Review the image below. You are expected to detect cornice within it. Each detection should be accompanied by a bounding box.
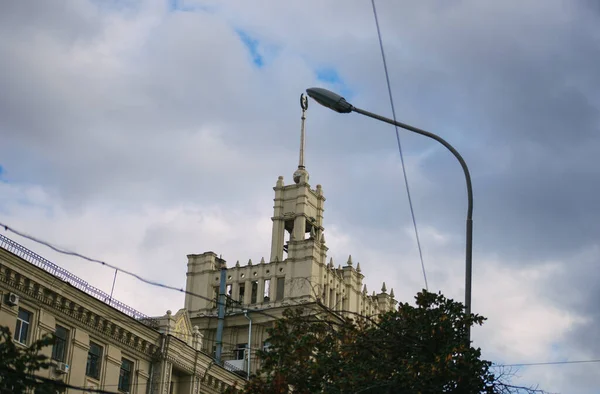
[0,268,158,361]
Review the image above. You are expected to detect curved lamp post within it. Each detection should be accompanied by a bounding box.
[306,87,474,344]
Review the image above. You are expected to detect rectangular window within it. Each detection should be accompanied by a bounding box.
[52,325,69,362]
[213,286,219,308]
[263,279,271,302]
[119,358,133,392]
[276,277,285,301]
[14,308,31,344]
[238,283,245,303]
[234,343,247,360]
[86,341,103,379]
[263,340,272,353]
[251,281,258,304]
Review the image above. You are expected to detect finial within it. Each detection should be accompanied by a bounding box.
[320,233,326,244]
[274,256,279,263]
[276,176,284,187]
[166,310,172,316]
[260,257,265,264]
[390,288,395,298]
[294,93,310,184]
[235,260,240,267]
[356,262,361,273]
[381,282,387,293]
[347,255,353,266]
[329,257,334,268]
[248,259,253,266]
[337,264,341,270]
[372,291,376,297]
[363,284,367,294]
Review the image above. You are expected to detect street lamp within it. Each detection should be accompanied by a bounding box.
[306,87,474,344]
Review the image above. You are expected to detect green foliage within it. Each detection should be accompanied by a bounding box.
[0,325,59,394]
[238,290,545,394]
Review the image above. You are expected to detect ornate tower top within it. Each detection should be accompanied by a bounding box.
[293,93,309,184]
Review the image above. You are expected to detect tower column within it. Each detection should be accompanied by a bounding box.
[270,176,285,263]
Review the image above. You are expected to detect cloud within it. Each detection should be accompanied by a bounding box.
[1,1,599,392]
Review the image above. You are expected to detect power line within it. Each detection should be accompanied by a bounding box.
[0,367,118,393]
[0,222,281,322]
[370,0,428,291]
[493,359,600,368]
[8,221,598,372]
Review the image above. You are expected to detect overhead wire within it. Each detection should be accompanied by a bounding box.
[0,221,281,322]
[4,222,598,372]
[370,0,428,291]
[493,359,600,368]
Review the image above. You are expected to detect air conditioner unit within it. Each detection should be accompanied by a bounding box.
[7,293,19,306]
[55,362,69,374]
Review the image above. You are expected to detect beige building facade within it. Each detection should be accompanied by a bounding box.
[0,234,245,393]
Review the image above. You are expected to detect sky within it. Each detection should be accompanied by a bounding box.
[1,1,599,392]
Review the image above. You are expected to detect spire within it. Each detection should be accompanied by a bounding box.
[329,257,334,268]
[356,262,361,273]
[293,93,310,184]
[390,288,395,298]
[363,284,367,294]
[260,257,265,264]
[248,259,253,266]
[347,255,353,266]
[381,282,387,293]
[320,232,326,244]
[235,260,240,268]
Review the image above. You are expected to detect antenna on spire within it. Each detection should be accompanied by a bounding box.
[299,93,308,169]
[294,93,310,184]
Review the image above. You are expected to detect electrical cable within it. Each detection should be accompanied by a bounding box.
[0,367,119,393]
[493,359,600,368]
[0,222,281,322]
[6,222,595,372]
[371,0,428,291]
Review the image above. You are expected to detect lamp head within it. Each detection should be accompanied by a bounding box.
[306,88,353,113]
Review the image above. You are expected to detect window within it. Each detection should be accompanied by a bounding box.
[263,340,272,353]
[52,325,69,362]
[226,284,232,296]
[234,343,247,360]
[86,341,103,379]
[14,308,31,344]
[250,281,258,304]
[238,283,245,303]
[119,358,133,392]
[213,286,219,308]
[263,279,271,302]
[276,277,285,301]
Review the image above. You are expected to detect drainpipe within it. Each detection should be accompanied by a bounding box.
[244,310,252,378]
[215,263,227,364]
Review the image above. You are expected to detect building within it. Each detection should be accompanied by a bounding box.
[0,233,245,393]
[184,97,397,374]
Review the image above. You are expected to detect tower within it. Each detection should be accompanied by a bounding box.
[269,94,327,266]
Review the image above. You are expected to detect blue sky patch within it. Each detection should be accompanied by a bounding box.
[235,29,264,68]
[315,67,352,98]
[316,68,342,85]
[168,0,216,13]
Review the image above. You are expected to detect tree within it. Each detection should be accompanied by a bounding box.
[237,291,547,394]
[0,325,59,394]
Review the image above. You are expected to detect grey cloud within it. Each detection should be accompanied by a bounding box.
[2,1,600,392]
